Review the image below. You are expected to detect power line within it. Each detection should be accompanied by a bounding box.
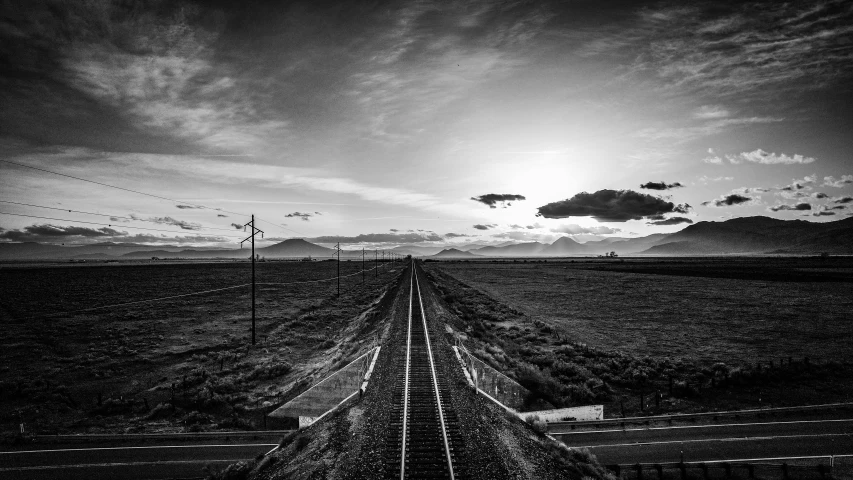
[0,212,246,238]
[1,159,301,238]
[13,283,252,322]
[0,200,243,233]
[0,158,248,217]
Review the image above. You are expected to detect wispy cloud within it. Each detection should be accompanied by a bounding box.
[823,175,853,187]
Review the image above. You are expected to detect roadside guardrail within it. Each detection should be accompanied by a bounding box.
[548,402,853,431]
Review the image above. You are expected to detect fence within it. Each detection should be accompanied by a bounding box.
[608,455,853,480]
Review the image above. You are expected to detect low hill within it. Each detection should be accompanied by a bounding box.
[541,236,587,256]
[259,239,334,257]
[471,242,547,256]
[431,248,480,258]
[642,216,853,254]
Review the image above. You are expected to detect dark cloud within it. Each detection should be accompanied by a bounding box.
[0,224,123,242]
[770,203,812,211]
[640,181,683,190]
[834,196,853,204]
[780,174,817,191]
[176,205,202,209]
[536,189,691,222]
[813,211,836,216]
[149,216,202,230]
[0,224,234,245]
[702,194,753,207]
[444,233,471,238]
[471,194,526,208]
[389,228,399,232]
[285,212,314,221]
[473,224,497,230]
[647,217,694,226]
[231,223,243,230]
[813,192,829,199]
[217,214,228,217]
[306,233,443,244]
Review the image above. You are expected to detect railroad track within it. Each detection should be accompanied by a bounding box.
[384,263,464,479]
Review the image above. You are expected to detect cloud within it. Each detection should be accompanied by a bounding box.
[285,211,315,221]
[693,105,729,120]
[698,175,733,183]
[536,190,691,222]
[549,224,622,235]
[812,192,829,199]
[473,224,497,230]
[813,211,836,216]
[728,149,816,165]
[833,196,853,204]
[176,205,202,209]
[306,232,443,244]
[231,223,243,230]
[823,175,853,188]
[780,174,817,191]
[508,224,524,229]
[0,224,123,242]
[769,203,812,212]
[0,224,234,246]
[470,194,527,208]
[217,214,228,217]
[389,228,399,232]
[703,148,724,165]
[148,216,202,230]
[640,181,684,190]
[702,193,754,207]
[647,217,694,225]
[732,187,770,194]
[444,233,472,238]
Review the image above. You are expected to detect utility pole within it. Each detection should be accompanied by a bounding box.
[362,248,365,283]
[375,249,377,278]
[334,242,341,297]
[240,215,263,346]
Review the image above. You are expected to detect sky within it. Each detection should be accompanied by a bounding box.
[1,0,852,249]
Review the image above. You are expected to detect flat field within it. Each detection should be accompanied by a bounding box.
[425,257,853,416]
[0,260,400,436]
[432,257,853,364]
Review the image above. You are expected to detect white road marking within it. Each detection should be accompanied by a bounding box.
[0,444,278,455]
[0,459,246,472]
[553,418,853,435]
[579,432,853,449]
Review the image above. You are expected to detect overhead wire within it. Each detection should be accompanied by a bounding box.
[11,261,398,322]
[1,158,303,239]
[0,200,245,233]
[0,158,248,217]
[0,212,246,238]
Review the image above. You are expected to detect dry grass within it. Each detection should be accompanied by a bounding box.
[0,260,401,435]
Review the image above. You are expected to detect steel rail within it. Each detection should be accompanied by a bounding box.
[399,266,413,479]
[413,266,456,480]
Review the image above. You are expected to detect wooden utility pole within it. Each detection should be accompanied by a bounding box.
[375,249,377,278]
[240,215,263,346]
[335,242,341,296]
[362,248,365,283]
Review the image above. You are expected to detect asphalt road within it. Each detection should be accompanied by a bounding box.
[555,418,853,465]
[0,443,277,480]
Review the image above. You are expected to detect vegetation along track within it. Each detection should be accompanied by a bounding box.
[384,263,464,479]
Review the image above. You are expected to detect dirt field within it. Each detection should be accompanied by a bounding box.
[423,257,853,416]
[429,257,853,365]
[0,259,401,436]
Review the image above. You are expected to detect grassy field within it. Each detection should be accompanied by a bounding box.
[0,260,401,436]
[424,257,853,417]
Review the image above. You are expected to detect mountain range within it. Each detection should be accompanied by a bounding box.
[1,216,851,261]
